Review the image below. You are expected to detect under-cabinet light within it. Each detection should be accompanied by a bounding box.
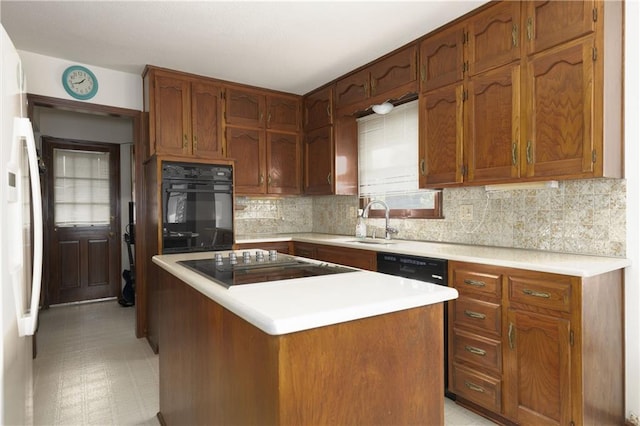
[484,180,559,192]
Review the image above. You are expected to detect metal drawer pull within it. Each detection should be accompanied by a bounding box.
[508,322,515,349]
[464,310,486,320]
[464,381,485,393]
[522,288,551,298]
[463,279,486,287]
[464,345,486,356]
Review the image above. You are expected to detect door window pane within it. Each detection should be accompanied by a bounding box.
[54,148,110,226]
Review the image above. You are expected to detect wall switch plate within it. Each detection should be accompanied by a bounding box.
[460,204,473,221]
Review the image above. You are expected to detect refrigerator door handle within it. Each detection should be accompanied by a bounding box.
[10,117,43,337]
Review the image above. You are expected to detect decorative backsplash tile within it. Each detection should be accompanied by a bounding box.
[235,178,626,257]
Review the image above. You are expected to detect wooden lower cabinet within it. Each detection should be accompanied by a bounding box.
[449,261,624,425]
[234,241,292,254]
[157,266,445,426]
[293,242,376,271]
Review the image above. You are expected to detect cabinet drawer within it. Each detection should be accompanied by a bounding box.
[452,328,502,373]
[508,274,572,313]
[451,364,502,413]
[452,297,501,335]
[451,264,502,299]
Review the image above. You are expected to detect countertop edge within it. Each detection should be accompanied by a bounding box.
[236,233,631,277]
[153,253,459,336]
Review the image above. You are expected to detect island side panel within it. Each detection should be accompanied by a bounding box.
[277,305,445,426]
[158,267,280,425]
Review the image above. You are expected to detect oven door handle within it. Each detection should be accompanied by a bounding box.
[165,188,232,194]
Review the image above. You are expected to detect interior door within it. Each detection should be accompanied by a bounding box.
[43,137,121,305]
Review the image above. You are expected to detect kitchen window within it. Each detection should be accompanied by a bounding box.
[357,100,442,219]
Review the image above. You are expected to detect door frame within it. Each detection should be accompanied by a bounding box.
[27,95,145,335]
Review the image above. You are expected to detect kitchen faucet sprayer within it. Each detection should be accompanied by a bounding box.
[362,200,398,240]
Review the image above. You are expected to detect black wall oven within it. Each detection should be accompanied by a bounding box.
[161,161,233,254]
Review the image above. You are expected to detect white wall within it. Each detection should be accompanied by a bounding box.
[18,50,142,111]
[625,0,640,420]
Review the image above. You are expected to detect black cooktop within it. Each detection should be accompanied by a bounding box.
[178,252,357,288]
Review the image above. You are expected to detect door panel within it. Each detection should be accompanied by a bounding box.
[43,137,120,305]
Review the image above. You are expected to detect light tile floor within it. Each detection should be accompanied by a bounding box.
[33,300,496,425]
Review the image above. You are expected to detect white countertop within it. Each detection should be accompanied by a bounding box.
[236,233,631,277]
[153,251,458,336]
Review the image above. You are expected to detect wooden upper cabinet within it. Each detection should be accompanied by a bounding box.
[151,74,191,157]
[190,81,224,158]
[304,86,333,131]
[523,37,595,179]
[303,126,333,195]
[266,95,300,132]
[147,69,223,159]
[466,64,521,184]
[419,23,465,93]
[335,68,369,109]
[225,88,266,128]
[335,44,418,109]
[419,83,464,188]
[267,131,301,195]
[226,127,266,194]
[524,0,597,55]
[467,1,521,76]
[369,45,417,98]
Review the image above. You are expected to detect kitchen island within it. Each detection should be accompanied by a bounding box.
[153,251,458,426]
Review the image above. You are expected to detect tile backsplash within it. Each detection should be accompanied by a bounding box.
[235,178,626,257]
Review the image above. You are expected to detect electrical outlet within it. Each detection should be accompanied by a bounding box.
[460,204,473,221]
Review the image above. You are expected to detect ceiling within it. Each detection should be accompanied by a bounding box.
[1,1,487,95]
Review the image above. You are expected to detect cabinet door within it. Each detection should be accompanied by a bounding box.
[153,74,190,156]
[304,86,333,130]
[266,95,300,132]
[419,23,465,92]
[466,64,521,184]
[335,68,369,109]
[191,82,223,158]
[524,0,596,55]
[369,44,417,98]
[303,126,333,195]
[419,83,463,187]
[225,88,265,128]
[504,309,572,425]
[226,127,266,194]
[267,131,301,195]
[523,38,595,179]
[467,1,521,76]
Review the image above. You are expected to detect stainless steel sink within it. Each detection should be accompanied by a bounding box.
[347,238,397,245]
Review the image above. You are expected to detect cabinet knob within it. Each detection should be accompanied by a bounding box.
[193,136,198,151]
[183,134,188,149]
[259,174,264,185]
[526,140,533,164]
[512,142,517,166]
[420,159,426,176]
[512,24,519,47]
[526,17,533,41]
[326,172,332,185]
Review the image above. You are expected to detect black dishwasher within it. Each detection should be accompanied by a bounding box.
[377,252,455,400]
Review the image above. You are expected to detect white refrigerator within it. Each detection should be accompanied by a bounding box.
[0,24,43,425]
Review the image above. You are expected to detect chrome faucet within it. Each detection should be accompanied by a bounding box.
[362,200,398,240]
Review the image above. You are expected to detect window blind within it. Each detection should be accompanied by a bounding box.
[357,100,419,197]
[54,148,110,226]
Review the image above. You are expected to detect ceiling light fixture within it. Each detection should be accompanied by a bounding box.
[372,102,394,115]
